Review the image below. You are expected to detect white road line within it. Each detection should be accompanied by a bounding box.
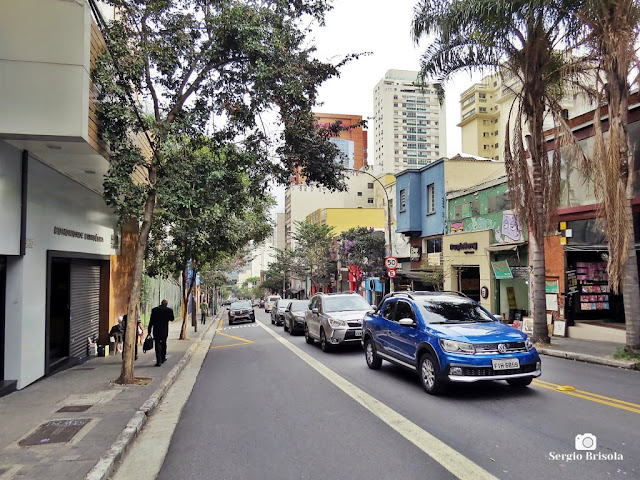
[257,322,499,480]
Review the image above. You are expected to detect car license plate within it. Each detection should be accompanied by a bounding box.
[492,358,520,370]
[355,330,362,337]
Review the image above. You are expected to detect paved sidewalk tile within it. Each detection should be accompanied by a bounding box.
[0,315,220,480]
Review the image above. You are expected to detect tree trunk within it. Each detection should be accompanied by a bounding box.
[623,193,640,352]
[180,266,189,340]
[530,234,550,343]
[117,183,156,384]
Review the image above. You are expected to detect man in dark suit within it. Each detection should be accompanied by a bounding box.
[147,299,175,366]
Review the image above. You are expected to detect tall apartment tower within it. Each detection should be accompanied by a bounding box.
[314,112,368,170]
[373,70,447,173]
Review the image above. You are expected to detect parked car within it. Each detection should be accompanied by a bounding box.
[304,292,373,352]
[228,300,255,325]
[259,299,265,308]
[264,295,281,313]
[362,291,541,395]
[284,300,309,335]
[270,298,292,326]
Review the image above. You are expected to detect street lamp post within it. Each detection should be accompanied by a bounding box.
[345,168,394,293]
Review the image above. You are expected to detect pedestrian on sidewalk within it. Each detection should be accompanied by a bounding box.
[200,299,208,324]
[147,299,175,366]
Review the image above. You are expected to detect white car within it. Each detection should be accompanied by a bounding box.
[264,295,281,313]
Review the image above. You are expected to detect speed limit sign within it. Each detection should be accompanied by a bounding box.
[387,269,397,278]
[384,256,398,269]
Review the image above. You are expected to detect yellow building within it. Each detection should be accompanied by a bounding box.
[306,208,385,236]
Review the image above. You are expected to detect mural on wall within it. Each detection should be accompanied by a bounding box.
[494,211,523,243]
[451,221,464,232]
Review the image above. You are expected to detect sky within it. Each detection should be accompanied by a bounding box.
[270,0,481,214]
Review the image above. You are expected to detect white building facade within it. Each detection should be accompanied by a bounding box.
[0,1,122,391]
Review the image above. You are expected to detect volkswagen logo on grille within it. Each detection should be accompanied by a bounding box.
[497,343,507,354]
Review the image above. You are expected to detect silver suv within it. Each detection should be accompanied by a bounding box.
[304,293,373,352]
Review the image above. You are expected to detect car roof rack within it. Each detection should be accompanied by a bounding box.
[377,290,470,305]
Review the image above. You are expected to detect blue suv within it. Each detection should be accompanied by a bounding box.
[362,291,541,395]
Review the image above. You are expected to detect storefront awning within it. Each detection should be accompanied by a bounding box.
[485,242,526,253]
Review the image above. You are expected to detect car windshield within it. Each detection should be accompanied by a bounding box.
[279,300,293,310]
[324,295,371,312]
[289,300,308,312]
[231,301,252,309]
[417,298,495,323]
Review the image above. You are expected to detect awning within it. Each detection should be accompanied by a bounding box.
[485,242,526,253]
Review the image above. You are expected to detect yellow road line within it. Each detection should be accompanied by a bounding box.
[211,342,254,349]
[533,380,640,414]
[216,331,255,344]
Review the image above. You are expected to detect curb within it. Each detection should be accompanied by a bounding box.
[537,348,638,370]
[84,314,221,480]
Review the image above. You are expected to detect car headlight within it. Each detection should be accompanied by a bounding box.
[328,318,347,327]
[525,337,533,351]
[230,310,236,315]
[439,339,476,354]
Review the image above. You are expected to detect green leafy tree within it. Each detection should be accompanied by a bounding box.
[92,0,359,383]
[337,227,386,293]
[573,0,640,353]
[293,221,336,293]
[260,248,299,295]
[145,138,272,339]
[412,0,585,343]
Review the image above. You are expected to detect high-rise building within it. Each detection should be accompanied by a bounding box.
[372,69,447,173]
[459,72,593,161]
[314,113,368,170]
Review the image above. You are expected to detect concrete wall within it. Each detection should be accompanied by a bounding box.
[5,156,117,388]
[0,142,22,255]
[0,0,91,139]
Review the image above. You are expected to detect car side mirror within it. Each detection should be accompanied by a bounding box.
[398,318,415,327]
[312,307,319,315]
[371,305,378,313]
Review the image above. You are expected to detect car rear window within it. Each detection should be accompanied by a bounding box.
[268,296,280,301]
[289,300,308,312]
[324,295,371,312]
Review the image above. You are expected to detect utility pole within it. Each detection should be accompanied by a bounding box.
[345,168,394,293]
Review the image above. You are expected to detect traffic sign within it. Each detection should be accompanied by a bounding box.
[387,269,397,278]
[384,256,398,269]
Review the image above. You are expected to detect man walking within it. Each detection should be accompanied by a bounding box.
[148,299,174,366]
[200,299,208,324]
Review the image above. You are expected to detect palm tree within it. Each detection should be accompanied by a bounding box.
[575,0,640,353]
[412,0,584,343]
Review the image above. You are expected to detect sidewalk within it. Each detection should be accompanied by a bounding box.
[0,313,221,480]
[536,336,639,370]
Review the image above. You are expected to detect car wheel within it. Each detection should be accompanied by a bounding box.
[229,318,234,326]
[419,353,444,395]
[364,338,382,370]
[271,316,274,324]
[251,317,256,323]
[284,321,289,332]
[304,324,314,345]
[320,329,332,353]
[507,377,533,388]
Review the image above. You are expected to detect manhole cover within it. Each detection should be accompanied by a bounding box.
[19,419,90,446]
[56,405,92,413]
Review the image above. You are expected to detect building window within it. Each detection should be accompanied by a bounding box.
[400,189,406,211]
[357,192,363,197]
[367,182,374,189]
[367,198,374,204]
[483,132,489,137]
[427,183,435,214]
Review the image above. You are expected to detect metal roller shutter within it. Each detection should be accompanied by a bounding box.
[69,260,101,360]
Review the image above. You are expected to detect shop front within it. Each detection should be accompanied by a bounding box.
[443,230,493,311]
[559,218,638,325]
[4,155,118,388]
[487,244,530,321]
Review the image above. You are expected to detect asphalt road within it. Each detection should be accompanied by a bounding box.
[156,309,640,480]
